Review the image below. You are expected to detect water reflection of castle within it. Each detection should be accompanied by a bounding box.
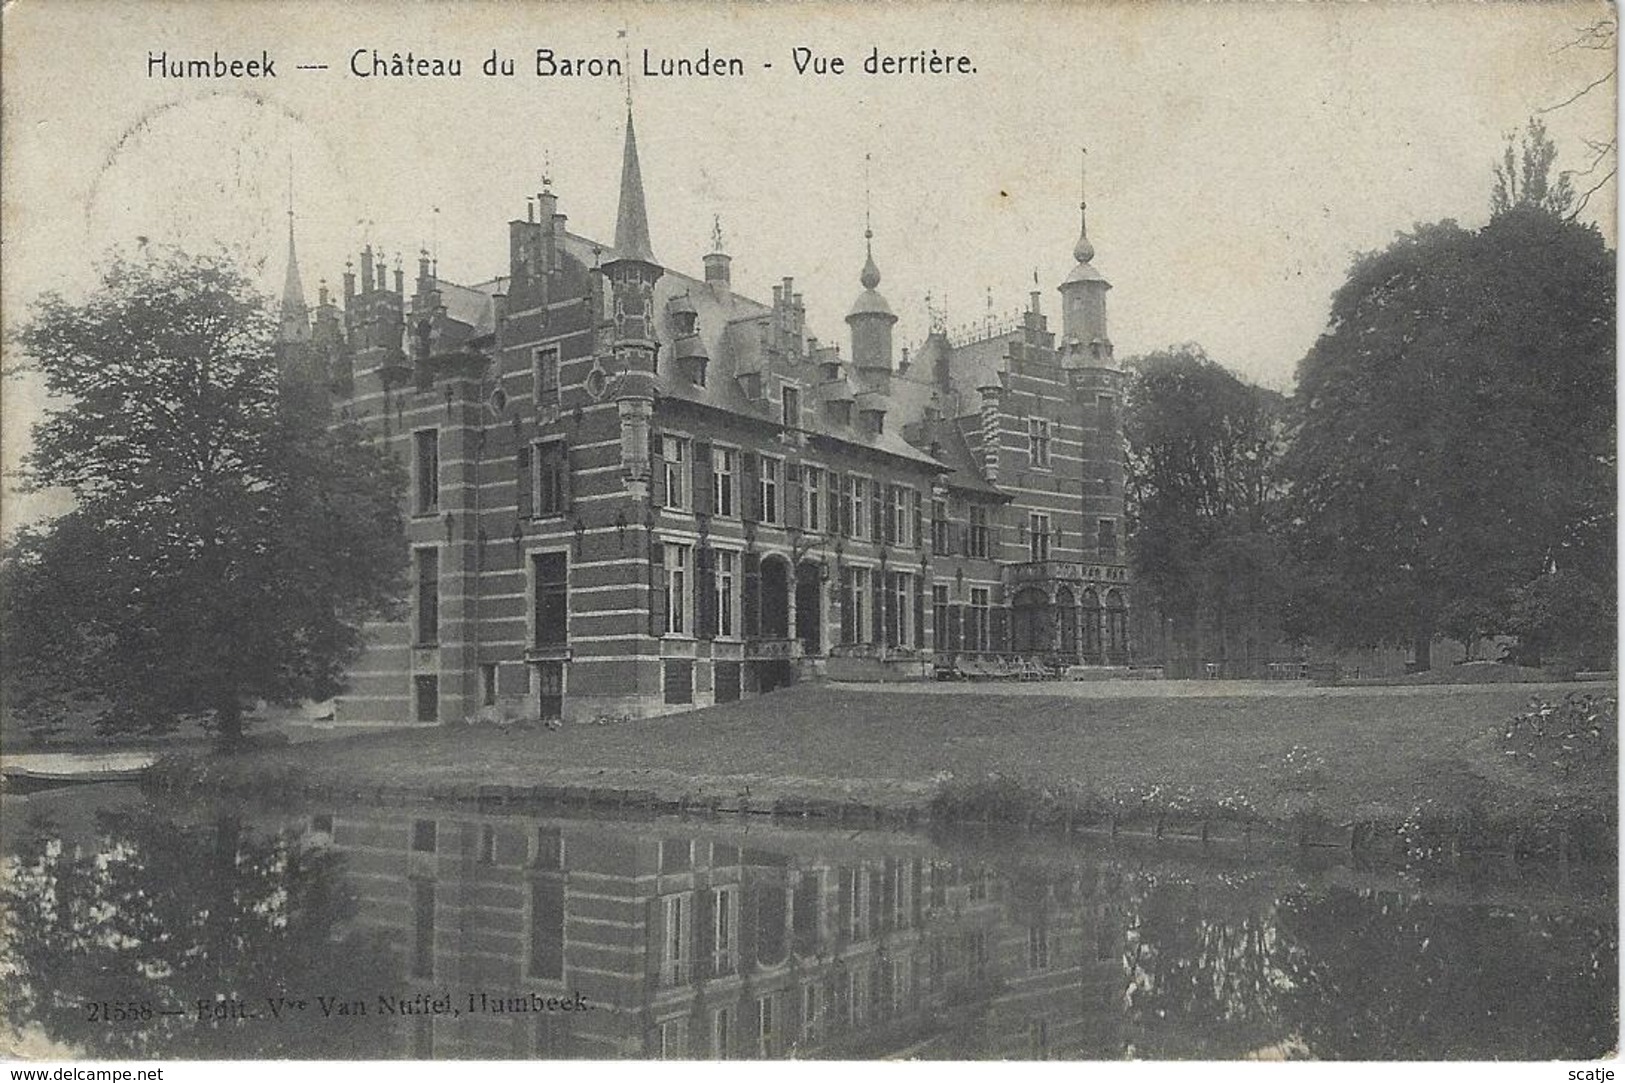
[316,808,1132,1059]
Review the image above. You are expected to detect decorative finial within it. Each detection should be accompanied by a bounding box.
[858,152,881,290]
[863,152,873,241]
[287,152,295,222]
[711,214,725,253]
[618,29,632,109]
[1074,146,1095,264]
[541,148,553,193]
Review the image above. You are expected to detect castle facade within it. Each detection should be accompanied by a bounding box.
[281,112,1132,725]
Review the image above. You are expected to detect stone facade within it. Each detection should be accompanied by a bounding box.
[281,111,1133,725]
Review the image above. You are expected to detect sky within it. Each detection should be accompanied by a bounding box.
[2,0,1616,528]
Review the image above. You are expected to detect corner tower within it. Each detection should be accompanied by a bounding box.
[601,108,665,495]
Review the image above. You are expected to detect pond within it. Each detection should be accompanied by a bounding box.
[0,783,1615,1060]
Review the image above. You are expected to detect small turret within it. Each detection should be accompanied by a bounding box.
[846,223,897,379]
[1058,149,1113,367]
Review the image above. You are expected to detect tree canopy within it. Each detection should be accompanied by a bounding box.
[3,250,406,746]
[1123,345,1291,659]
[1283,160,1615,665]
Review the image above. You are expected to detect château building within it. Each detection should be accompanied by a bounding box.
[280,110,1132,726]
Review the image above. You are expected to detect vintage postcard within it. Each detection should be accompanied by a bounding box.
[0,0,1616,1073]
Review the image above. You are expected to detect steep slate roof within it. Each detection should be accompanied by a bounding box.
[912,416,1008,499]
[556,231,941,469]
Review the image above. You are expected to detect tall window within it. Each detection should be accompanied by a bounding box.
[1098,518,1118,560]
[533,551,568,646]
[713,886,737,975]
[886,571,912,647]
[968,506,990,559]
[781,386,801,429]
[756,994,775,1057]
[969,587,990,652]
[712,1006,731,1060]
[802,984,821,1044]
[534,441,569,517]
[415,547,439,645]
[661,894,688,987]
[845,567,869,644]
[662,436,689,511]
[803,467,822,532]
[1028,924,1050,970]
[759,457,781,524]
[933,584,949,648]
[664,543,690,635]
[530,876,565,980]
[412,880,435,977]
[1029,512,1051,562]
[712,447,735,517]
[846,477,865,539]
[714,550,738,638]
[534,346,560,409]
[888,487,910,546]
[1028,417,1051,469]
[931,499,950,555]
[414,429,439,514]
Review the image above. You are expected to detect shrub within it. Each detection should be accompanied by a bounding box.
[1501,692,1617,781]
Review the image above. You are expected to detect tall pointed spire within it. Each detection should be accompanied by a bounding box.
[279,160,311,344]
[612,109,657,265]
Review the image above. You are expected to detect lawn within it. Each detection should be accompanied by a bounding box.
[174,681,1615,830]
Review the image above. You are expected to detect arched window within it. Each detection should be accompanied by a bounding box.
[1104,589,1127,660]
[1080,589,1101,662]
[1012,587,1048,654]
[1055,587,1078,660]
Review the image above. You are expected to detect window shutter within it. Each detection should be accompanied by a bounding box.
[741,454,760,523]
[911,490,923,549]
[990,607,1009,653]
[871,574,884,644]
[845,572,858,640]
[560,442,572,512]
[839,476,853,537]
[913,577,925,648]
[517,446,534,519]
[649,543,667,637]
[696,547,716,639]
[742,552,762,639]
[693,441,713,516]
[650,434,666,508]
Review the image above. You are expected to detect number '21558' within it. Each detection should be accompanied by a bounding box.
[86,1001,153,1023]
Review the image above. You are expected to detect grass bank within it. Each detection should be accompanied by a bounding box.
[149,682,1616,859]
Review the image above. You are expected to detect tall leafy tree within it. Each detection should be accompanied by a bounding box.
[1123,345,1290,659]
[3,250,406,747]
[1284,123,1614,667]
